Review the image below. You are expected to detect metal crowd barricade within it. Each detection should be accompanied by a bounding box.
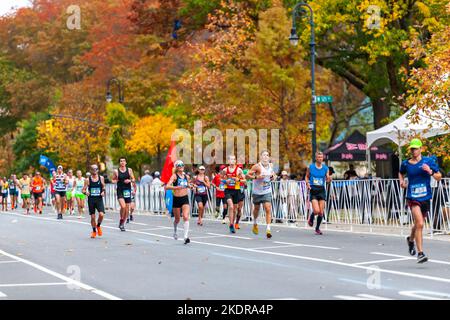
[102,178,450,236]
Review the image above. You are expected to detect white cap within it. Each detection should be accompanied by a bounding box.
[57,165,63,170]
[154,171,160,176]
[281,171,288,176]
[199,165,206,170]
[174,160,184,167]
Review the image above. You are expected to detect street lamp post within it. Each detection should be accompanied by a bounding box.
[289,2,317,161]
[106,77,124,104]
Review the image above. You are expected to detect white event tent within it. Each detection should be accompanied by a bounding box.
[366,104,450,175]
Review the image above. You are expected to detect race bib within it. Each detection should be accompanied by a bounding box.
[35,186,41,191]
[411,183,427,199]
[218,181,225,191]
[227,178,236,187]
[123,189,131,198]
[262,179,271,190]
[197,185,206,193]
[91,187,101,196]
[312,177,324,186]
[180,180,188,188]
[76,185,83,192]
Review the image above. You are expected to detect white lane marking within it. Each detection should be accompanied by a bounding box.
[0,249,121,300]
[134,227,168,232]
[103,218,114,221]
[274,241,340,250]
[206,232,252,240]
[335,294,392,300]
[353,258,411,266]
[6,212,450,286]
[0,260,21,264]
[129,222,147,226]
[250,244,299,250]
[0,282,68,288]
[371,252,450,266]
[398,290,450,300]
[0,291,6,298]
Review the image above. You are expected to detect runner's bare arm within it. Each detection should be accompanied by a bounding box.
[165,174,180,190]
[245,164,258,179]
[112,170,118,183]
[205,176,211,188]
[305,167,311,189]
[82,177,89,195]
[100,176,105,196]
[398,172,407,189]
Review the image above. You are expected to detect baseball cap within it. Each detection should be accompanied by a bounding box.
[154,171,160,177]
[57,165,63,170]
[219,165,226,170]
[199,165,206,170]
[408,138,422,149]
[281,171,288,176]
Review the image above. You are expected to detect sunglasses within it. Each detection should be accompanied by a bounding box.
[176,164,184,168]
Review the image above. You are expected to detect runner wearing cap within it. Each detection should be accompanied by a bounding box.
[53,165,68,220]
[74,170,86,219]
[166,160,192,244]
[112,157,137,231]
[212,165,227,224]
[83,165,106,238]
[305,152,331,235]
[31,172,46,214]
[246,151,277,239]
[193,165,210,226]
[221,155,246,233]
[399,138,441,263]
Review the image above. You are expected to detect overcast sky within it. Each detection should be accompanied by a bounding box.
[0,0,32,16]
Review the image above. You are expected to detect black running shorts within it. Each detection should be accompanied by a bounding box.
[88,197,105,215]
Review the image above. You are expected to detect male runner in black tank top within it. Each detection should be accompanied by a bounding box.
[83,165,105,239]
[112,157,136,231]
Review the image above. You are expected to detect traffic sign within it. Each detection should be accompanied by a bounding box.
[314,95,333,103]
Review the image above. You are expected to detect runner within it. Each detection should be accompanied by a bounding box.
[166,160,192,244]
[31,172,45,214]
[74,170,86,219]
[112,157,137,231]
[221,155,246,233]
[53,165,68,220]
[66,169,76,215]
[193,165,210,226]
[236,164,247,229]
[399,138,441,263]
[49,169,56,212]
[1,177,8,211]
[18,173,31,214]
[305,151,331,235]
[246,151,277,239]
[8,174,18,210]
[212,165,227,224]
[83,164,106,239]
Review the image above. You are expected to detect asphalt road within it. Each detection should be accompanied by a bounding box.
[1,206,450,300]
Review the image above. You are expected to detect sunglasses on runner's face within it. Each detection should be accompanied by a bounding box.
[176,164,184,168]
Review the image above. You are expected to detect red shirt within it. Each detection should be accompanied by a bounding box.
[212,174,226,198]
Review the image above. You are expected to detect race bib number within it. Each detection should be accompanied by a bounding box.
[91,187,101,196]
[35,186,41,191]
[218,181,225,191]
[123,189,131,198]
[76,185,83,192]
[197,185,206,193]
[262,179,271,190]
[312,177,324,186]
[411,183,427,199]
[227,178,236,187]
[180,180,188,188]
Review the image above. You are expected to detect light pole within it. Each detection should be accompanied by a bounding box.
[106,77,124,104]
[289,2,316,161]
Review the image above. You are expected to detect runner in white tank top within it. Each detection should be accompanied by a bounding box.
[246,151,277,239]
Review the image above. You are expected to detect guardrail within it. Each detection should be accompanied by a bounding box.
[101,178,450,236]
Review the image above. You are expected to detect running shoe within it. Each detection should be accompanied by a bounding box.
[126,218,130,224]
[130,215,134,221]
[235,223,240,230]
[97,226,103,237]
[184,238,190,245]
[417,252,428,264]
[173,233,178,240]
[229,224,236,234]
[119,224,125,232]
[252,224,259,235]
[315,229,323,235]
[90,231,97,238]
[406,236,416,256]
[266,230,272,239]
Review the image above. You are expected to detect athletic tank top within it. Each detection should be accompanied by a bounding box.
[66,177,75,191]
[8,180,16,192]
[173,173,188,188]
[75,178,84,194]
[32,177,44,193]
[252,163,273,195]
[117,167,131,190]
[54,174,67,192]
[225,166,240,190]
[88,176,103,198]
[309,163,328,189]
[195,178,207,195]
